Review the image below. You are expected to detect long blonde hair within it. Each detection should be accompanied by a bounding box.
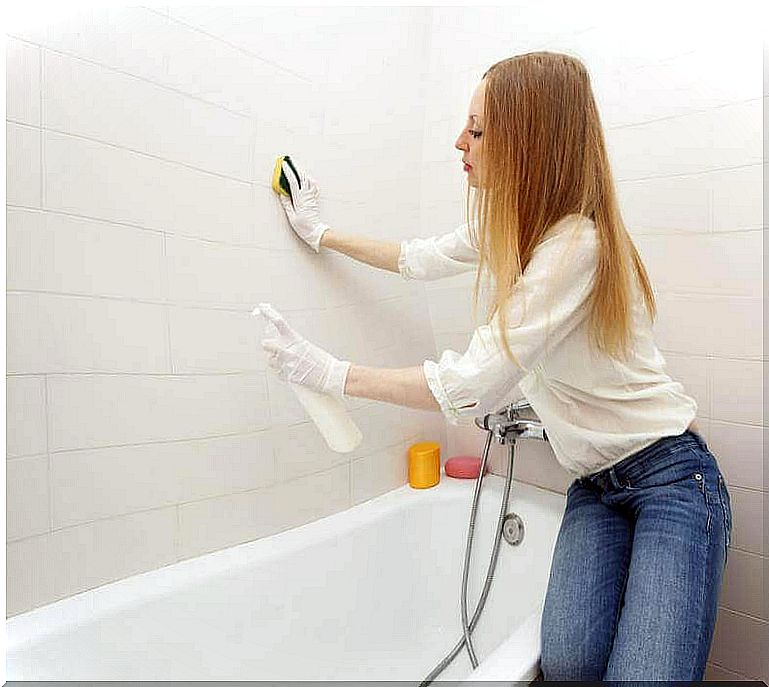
[467,51,656,367]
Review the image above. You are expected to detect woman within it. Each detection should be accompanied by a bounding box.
[259,51,732,682]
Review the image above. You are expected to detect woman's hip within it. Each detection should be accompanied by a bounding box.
[566,428,733,563]
[579,429,724,494]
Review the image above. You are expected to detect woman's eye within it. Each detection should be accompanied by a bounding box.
[469,129,482,139]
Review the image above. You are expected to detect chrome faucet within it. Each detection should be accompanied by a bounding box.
[474,400,548,445]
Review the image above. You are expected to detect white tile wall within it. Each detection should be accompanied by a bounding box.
[710,358,764,426]
[618,174,711,234]
[165,7,329,80]
[711,164,764,231]
[7,292,169,374]
[7,208,166,299]
[607,112,716,180]
[709,607,769,680]
[728,485,766,556]
[608,45,763,126]
[7,506,177,615]
[168,306,268,373]
[6,376,47,458]
[272,421,350,484]
[164,235,273,307]
[653,294,762,359]
[351,443,411,506]
[8,8,173,87]
[7,122,41,207]
[720,548,768,620]
[46,373,271,452]
[50,431,277,530]
[43,130,255,243]
[6,38,40,126]
[5,6,765,681]
[634,231,762,296]
[6,9,444,619]
[42,50,254,180]
[176,479,280,561]
[660,354,709,417]
[6,456,50,541]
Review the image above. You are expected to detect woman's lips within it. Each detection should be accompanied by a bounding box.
[463,163,472,171]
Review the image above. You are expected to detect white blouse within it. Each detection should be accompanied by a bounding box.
[398,214,698,478]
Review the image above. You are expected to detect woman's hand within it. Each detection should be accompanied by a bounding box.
[276,161,331,253]
[255,303,350,397]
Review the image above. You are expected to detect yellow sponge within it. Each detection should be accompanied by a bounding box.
[272,155,301,201]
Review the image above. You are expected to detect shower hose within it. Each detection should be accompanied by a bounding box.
[419,427,518,686]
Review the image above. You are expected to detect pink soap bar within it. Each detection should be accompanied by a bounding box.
[445,455,489,479]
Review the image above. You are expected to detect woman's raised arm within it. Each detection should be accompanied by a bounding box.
[322,222,480,281]
[320,229,401,273]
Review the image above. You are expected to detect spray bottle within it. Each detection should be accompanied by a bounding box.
[252,306,363,453]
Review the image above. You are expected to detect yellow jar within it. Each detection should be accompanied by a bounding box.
[408,441,441,489]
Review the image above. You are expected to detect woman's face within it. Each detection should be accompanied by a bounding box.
[454,79,485,188]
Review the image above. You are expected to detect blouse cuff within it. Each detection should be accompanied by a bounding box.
[423,359,466,425]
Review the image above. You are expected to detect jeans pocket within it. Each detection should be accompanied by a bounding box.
[717,473,733,562]
[621,447,703,491]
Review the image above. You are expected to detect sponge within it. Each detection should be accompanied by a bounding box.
[272,155,301,202]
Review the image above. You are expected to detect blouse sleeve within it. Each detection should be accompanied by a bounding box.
[398,222,479,281]
[422,219,599,424]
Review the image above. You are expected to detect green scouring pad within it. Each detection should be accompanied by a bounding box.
[272,154,301,202]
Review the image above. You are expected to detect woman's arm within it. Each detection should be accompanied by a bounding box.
[321,223,480,281]
[320,229,401,273]
[344,363,442,412]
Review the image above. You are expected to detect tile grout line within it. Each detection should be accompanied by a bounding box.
[11,283,762,310]
[38,45,43,208]
[5,201,360,250]
[40,123,254,186]
[157,8,315,83]
[15,34,273,120]
[605,96,763,131]
[162,233,174,374]
[7,179,760,242]
[13,452,389,544]
[11,119,761,199]
[706,659,753,681]
[615,161,762,184]
[44,375,53,534]
[174,504,181,564]
[12,485,769,556]
[716,604,769,625]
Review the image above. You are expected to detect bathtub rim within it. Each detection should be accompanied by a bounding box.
[462,602,544,683]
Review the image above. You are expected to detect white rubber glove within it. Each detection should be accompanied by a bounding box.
[254,303,351,398]
[277,161,331,253]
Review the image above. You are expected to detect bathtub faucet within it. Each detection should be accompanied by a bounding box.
[474,400,548,445]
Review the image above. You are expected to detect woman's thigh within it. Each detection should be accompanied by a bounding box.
[540,479,634,681]
[603,444,731,681]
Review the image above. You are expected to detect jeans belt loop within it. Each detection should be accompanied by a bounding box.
[593,471,610,490]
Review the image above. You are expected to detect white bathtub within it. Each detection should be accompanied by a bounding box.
[6,474,567,682]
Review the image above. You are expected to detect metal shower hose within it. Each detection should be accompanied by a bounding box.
[419,428,518,685]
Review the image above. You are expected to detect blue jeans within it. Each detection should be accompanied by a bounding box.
[540,429,733,681]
